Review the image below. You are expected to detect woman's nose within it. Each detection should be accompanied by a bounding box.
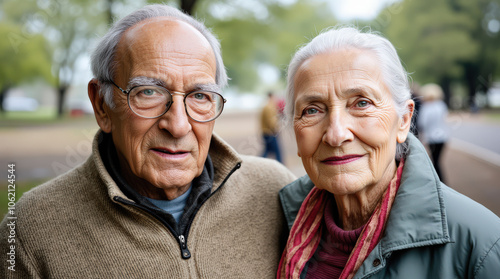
[322,110,354,147]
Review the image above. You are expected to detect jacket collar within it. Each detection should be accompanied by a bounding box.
[279,133,451,253]
[379,133,451,253]
[208,133,243,191]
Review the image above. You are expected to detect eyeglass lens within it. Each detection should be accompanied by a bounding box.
[127,85,224,121]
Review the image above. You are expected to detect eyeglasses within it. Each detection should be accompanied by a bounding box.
[109,81,226,122]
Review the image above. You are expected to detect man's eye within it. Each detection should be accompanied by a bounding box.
[142,89,156,96]
[193,93,208,100]
[143,89,155,96]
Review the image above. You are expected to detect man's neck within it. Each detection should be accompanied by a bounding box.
[116,153,192,200]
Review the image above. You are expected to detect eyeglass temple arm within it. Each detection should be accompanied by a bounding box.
[110,80,128,95]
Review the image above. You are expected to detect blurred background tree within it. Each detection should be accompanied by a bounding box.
[149,0,336,92]
[377,0,500,108]
[0,23,53,114]
[2,0,107,117]
[1,0,500,118]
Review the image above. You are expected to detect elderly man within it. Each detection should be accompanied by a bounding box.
[0,5,295,278]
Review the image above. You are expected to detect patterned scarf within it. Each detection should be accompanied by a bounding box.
[278,160,405,279]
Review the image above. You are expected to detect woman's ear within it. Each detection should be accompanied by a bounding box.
[397,99,415,143]
[88,79,112,133]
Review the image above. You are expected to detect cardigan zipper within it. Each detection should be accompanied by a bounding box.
[112,196,193,259]
[113,162,241,260]
[181,162,241,244]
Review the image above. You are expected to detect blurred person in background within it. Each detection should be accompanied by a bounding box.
[261,91,284,163]
[0,5,296,278]
[417,83,449,183]
[277,26,500,278]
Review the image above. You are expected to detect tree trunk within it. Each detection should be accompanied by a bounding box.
[181,0,198,15]
[107,0,114,24]
[0,85,11,115]
[463,62,479,112]
[439,76,451,108]
[57,85,68,118]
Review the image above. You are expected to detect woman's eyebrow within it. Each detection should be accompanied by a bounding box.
[294,93,325,104]
[342,86,371,96]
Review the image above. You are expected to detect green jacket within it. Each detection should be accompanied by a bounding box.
[280,134,500,278]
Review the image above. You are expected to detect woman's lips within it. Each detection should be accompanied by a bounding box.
[321,154,363,165]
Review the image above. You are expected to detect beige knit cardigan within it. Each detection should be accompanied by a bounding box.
[1,131,296,278]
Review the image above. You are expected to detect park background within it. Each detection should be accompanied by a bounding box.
[1,0,500,218]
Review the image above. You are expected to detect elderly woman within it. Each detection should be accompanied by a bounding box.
[278,27,500,279]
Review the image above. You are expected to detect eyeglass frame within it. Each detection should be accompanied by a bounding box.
[108,80,226,123]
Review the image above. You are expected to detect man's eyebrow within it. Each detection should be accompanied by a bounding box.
[193,83,221,93]
[127,77,220,93]
[127,76,166,89]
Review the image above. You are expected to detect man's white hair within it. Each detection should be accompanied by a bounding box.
[90,4,228,108]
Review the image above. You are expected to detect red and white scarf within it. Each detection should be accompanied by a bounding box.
[278,160,405,279]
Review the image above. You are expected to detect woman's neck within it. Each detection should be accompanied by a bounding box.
[333,161,397,230]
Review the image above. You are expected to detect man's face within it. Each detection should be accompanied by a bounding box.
[101,18,217,199]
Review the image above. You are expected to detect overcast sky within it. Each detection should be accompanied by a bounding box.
[330,0,398,21]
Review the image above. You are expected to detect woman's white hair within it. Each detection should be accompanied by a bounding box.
[90,4,228,108]
[285,26,413,159]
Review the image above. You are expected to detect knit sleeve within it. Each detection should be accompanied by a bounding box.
[0,215,41,279]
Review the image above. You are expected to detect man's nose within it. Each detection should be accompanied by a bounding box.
[158,95,191,138]
[322,109,354,147]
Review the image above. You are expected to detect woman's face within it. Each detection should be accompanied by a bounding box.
[292,48,412,195]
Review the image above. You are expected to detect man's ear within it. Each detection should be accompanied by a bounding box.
[88,79,112,133]
[397,99,415,143]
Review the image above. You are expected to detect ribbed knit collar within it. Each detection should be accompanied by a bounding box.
[324,196,365,253]
[306,195,365,279]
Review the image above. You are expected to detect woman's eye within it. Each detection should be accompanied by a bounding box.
[355,100,370,108]
[303,107,319,115]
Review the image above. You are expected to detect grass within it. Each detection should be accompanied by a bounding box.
[1,179,45,220]
[0,108,94,128]
[484,111,500,122]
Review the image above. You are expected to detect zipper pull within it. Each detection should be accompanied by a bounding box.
[179,235,191,259]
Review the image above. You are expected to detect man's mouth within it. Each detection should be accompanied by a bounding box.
[151,148,189,158]
[153,148,186,154]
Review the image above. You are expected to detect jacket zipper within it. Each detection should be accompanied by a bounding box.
[113,162,241,260]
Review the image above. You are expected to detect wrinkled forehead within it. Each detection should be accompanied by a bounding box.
[116,17,215,66]
[293,48,383,88]
[113,17,217,84]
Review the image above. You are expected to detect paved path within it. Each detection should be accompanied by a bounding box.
[2,110,500,216]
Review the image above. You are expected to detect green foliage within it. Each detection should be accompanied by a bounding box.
[0,22,54,89]
[378,0,476,82]
[2,0,109,115]
[375,0,500,96]
[194,0,336,92]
